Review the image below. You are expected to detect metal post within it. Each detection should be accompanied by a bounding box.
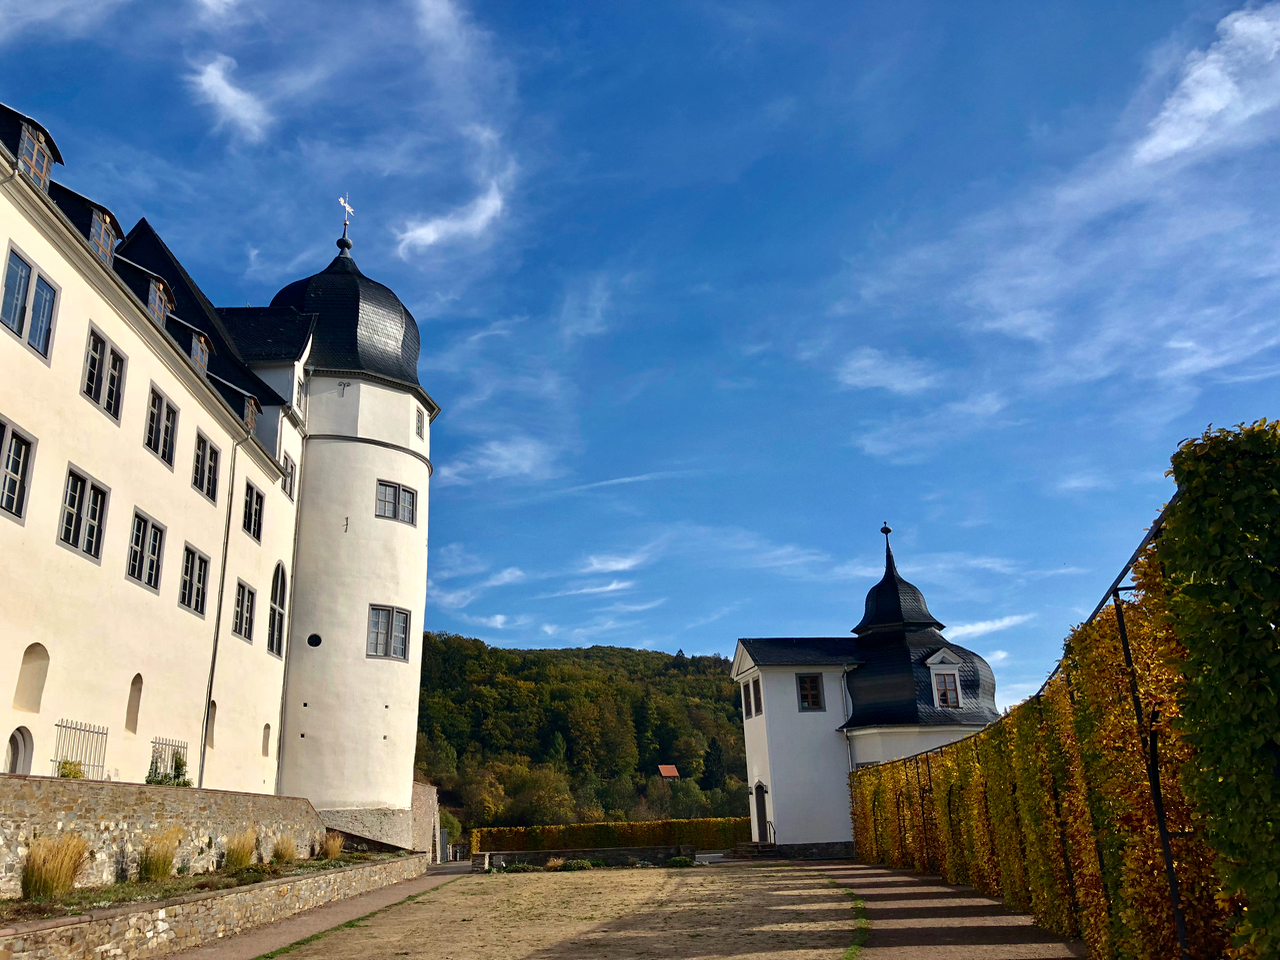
[1113,591,1191,960]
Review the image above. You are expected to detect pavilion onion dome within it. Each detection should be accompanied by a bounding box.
[852,524,945,636]
[269,231,422,388]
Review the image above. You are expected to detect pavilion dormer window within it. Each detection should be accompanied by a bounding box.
[88,210,115,265]
[244,397,258,430]
[147,279,170,323]
[17,125,52,192]
[935,673,960,708]
[190,335,209,375]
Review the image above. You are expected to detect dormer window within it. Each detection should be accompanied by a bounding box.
[935,673,959,708]
[244,397,258,429]
[925,649,965,710]
[17,125,52,191]
[191,335,210,375]
[88,210,115,265]
[147,280,170,323]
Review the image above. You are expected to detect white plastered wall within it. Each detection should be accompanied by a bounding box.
[278,376,429,819]
[846,724,987,766]
[0,162,297,793]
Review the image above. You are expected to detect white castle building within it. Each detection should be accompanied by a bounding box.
[0,103,437,849]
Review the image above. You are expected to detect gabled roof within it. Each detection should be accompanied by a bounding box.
[657,764,679,778]
[217,307,316,364]
[738,638,862,668]
[0,102,64,165]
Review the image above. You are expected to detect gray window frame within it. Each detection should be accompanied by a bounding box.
[192,431,220,504]
[143,383,179,469]
[242,479,264,542]
[1,241,60,364]
[281,453,296,501]
[375,479,417,526]
[751,677,763,717]
[80,324,127,423]
[124,508,166,594]
[742,681,753,719]
[795,673,826,712]
[178,543,211,617]
[0,414,37,526]
[367,604,410,662]
[55,463,109,565]
[232,579,256,642]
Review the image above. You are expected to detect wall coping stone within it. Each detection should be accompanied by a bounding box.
[0,853,429,938]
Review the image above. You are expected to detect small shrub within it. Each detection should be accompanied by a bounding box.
[271,835,297,863]
[56,760,84,779]
[322,830,345,860]
[561,859,593,871]
[503,862,541,873]
[634,860,655,868]
[665,856,695,868]
[223,830,257,872]
[589,859,607,868]
[22,834,90,899]
[138,827,183,882]
[544,856,565,871]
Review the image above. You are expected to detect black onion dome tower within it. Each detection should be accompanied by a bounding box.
[270,229,422,389]
[841,525,1000,729]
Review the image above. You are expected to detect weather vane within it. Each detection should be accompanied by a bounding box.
[338,193,355,225]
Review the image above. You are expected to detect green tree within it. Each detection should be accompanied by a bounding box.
[701,737,726,791]
[671,735,706,783]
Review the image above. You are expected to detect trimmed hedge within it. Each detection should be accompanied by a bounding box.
[852,421,1280,960]
[471,817,750,854]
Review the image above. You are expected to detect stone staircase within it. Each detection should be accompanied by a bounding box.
[726,841,786,860]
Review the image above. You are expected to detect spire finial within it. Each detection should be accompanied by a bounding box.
[881,522,892,541]
[337,194,354,254]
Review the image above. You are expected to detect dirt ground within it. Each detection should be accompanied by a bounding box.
[276,862,863,960]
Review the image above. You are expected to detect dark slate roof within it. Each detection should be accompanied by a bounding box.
[115,220,287,411]
[217,307,317,364]
[269,234,422,389]
[48,181,119,246]
[852,538,944,635]
[0,102,64,165]
[739,638,862,667]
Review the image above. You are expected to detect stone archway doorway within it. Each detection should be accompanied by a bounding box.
[5,727,33,775]
[754,782,769,843]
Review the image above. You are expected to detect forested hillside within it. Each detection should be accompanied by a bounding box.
[415,633,749,831]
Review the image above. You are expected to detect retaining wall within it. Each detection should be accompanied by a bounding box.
[0,853,433,960]
[0,774,325,897]
[474,845,697,872]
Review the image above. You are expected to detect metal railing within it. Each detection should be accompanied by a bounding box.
[52,718,108,780]
[148,737,190,784]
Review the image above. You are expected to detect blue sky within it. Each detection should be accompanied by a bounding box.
[5,0,1279,706]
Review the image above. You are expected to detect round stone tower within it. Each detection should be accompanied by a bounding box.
[275,231,437,848]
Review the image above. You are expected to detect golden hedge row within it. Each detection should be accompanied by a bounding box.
[851,554,1231,959]
[471,817,750,854]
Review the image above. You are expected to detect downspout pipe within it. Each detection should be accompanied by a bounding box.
[274,416,308,795]
[198,428,250,788]
[841,663,855,773]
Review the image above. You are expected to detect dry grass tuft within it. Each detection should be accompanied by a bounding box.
[223,830,257,872]
[322,830,344,860]
[22,833,90,900]
[544,856,565,871]
[138,827,183,882]
[271,835,297,863]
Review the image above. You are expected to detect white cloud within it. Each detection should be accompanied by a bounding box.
[560,273,613,340]
[435,436,561,486]
[0,0,129,44]
[1134,6,1280,165]
[836,347,939,393]
[187,55,272,142]
[536,580,634,599]
[396,180,505,254]
[985,649,1010,664]
[686,603,743,629]
[946,614,1034,641]
[482,567,525,587]
[604,599,667,613]
[581,545,656,573]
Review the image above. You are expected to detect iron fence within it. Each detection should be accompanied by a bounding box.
[148,737,191,785]
[51,718,108,780]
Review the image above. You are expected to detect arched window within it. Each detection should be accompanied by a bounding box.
[267,563,286,657]
[13,643,49,713]
[205,701,217,749]
[125,674,143,734]
[262,724,271,757]
[5,727,33,775]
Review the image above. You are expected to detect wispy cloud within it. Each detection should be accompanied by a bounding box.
[946,614,1035,640]
[604,598,668,613]
[397,178,506,254]
[0,0,129,44]
[560,273,614,340]
[686,602,744,629]
[536,580,634,599]
[436,436,563,486]
[187,55,271,142]
[581,543,659,573]
[836,347,939,393]
[985,649,1010,664]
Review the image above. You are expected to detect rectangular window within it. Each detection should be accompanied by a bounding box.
[192,433,220,501]
[935,673,960,709]
[145,387,178,465]
[89,210,115,264]
[233,582,256,640]
[126,511,164,589]
[18,125,53,190]
[797,674,825,711]
[60,471,86,546]
[375,480,417,525]
[752,677,763,717]
[415,407,425,439]
[179,546,209,615]
[296,378,307,418]
[147,280,169,322]
[0,425,31,517]
[242,482,264,540]
[742,682,753,719]
[190,336,209,375]
[1,250,31,336]
[282,454,296,500]
[82,329,126,420]
[244,398,257,430]
[368,605,411,660]
[27,276,55,355]
[83,485,106,558]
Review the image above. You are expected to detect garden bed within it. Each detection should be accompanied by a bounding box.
[0,851,406,925]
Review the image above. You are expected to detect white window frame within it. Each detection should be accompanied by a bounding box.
[926,650,965,710]
[232,580,256,641]
[742,681,754,719]
[752,676,764,717]
[80,324,127,423]
[1,241,60,363]
[178,543,211,617]
[281,453,296,500]
[143,383,179,468]
[415,407,425,440]
[56,463,109,564]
